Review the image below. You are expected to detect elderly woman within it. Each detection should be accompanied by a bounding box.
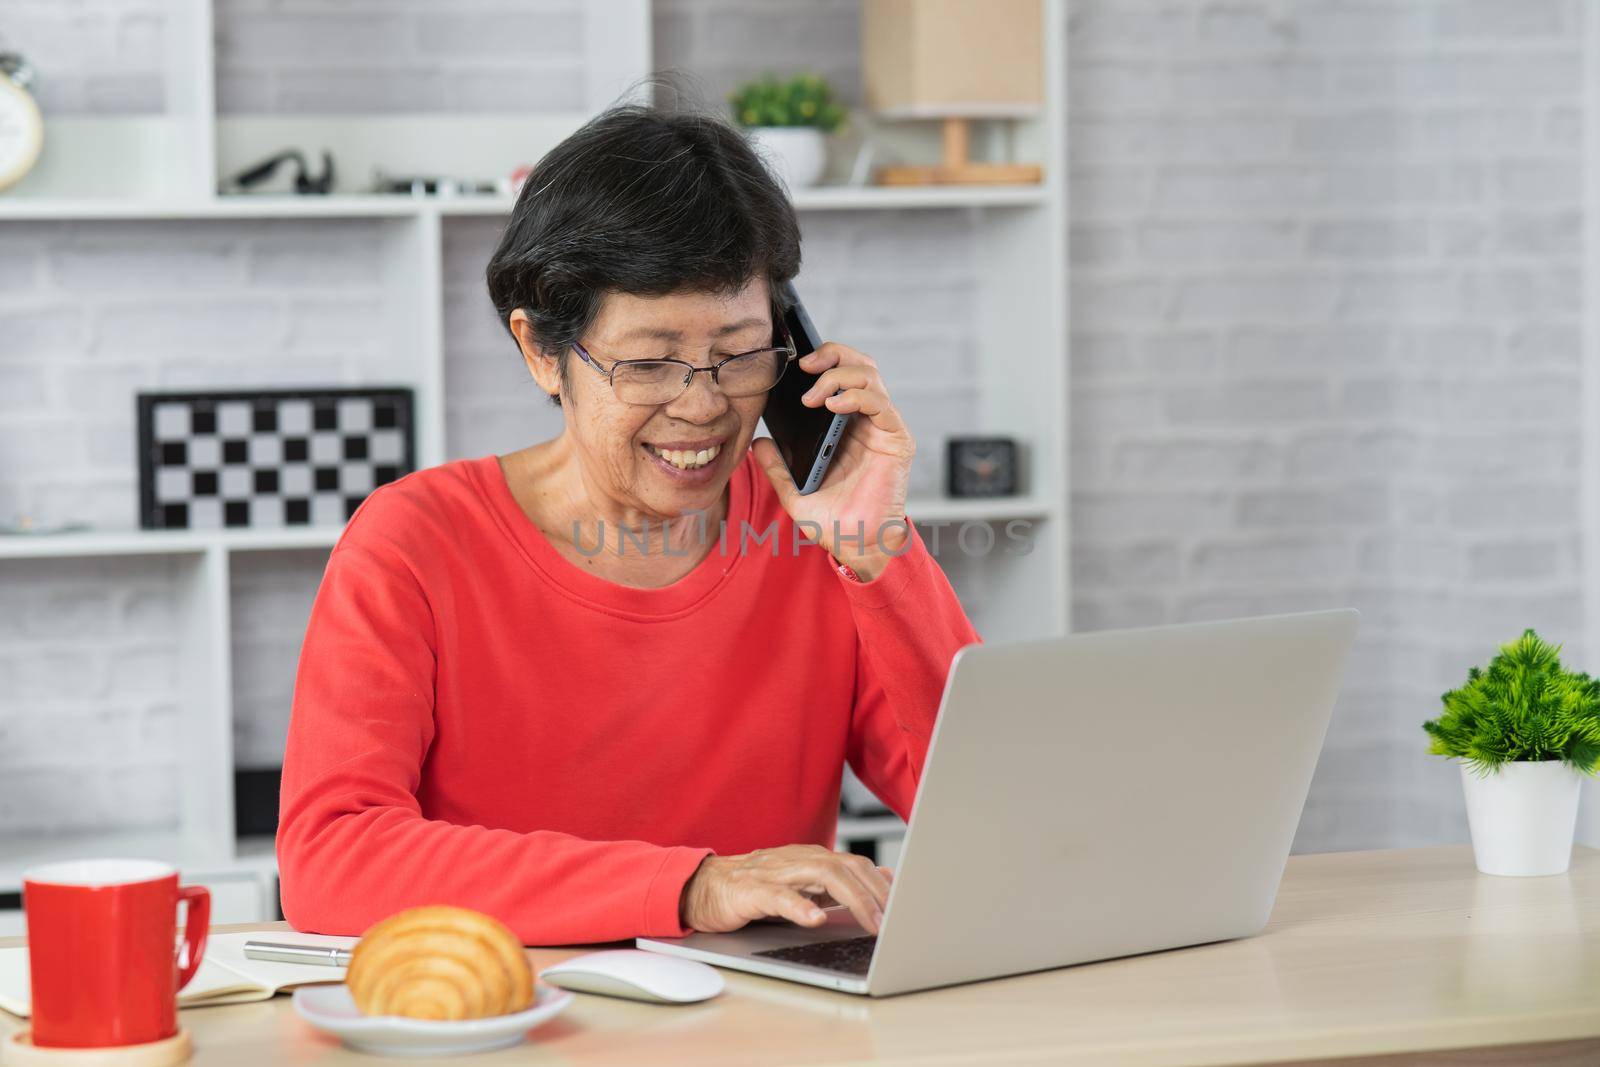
[277,105,980,945]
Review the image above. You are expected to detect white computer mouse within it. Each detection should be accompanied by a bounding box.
[539,949,725,1004]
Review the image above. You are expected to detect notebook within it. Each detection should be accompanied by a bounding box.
[0,931,354,1017]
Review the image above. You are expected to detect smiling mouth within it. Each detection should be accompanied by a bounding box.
[644,441,723,471]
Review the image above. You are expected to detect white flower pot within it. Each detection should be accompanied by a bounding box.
[1460,760,1584,876]
[746,126,827,190]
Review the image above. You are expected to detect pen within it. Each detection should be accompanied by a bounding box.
[243,941,353,967]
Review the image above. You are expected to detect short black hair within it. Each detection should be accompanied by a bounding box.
[485,104,802,403]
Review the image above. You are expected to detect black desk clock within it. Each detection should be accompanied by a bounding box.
[946,437,1019,498]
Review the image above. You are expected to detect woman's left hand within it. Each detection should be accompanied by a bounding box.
[752,343,915,582]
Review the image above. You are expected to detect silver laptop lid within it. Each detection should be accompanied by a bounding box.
[866,608,1358,996]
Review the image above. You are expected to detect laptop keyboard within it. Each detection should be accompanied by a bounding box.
[753,935,878,976]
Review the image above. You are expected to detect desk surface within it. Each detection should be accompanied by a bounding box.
[3,845,1599,1067]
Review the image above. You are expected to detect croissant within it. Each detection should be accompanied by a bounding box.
[345,905,535,1020]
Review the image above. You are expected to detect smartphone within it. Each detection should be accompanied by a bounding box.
[763,281,852,495]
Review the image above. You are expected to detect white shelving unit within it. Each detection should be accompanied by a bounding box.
[0,185,1051,222]
[0,0,1069,913]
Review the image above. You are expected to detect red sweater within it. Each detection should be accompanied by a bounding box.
[277,450,980,945]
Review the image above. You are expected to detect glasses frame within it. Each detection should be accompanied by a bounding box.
[569,308,799,406]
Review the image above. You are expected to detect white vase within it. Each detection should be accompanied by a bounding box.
[1460,760,1584,876]
[746,127,827,190]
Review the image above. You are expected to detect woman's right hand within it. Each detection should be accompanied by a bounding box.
[679,845,895,935]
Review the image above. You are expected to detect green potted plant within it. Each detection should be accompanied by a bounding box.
[1423,630,1600,876]
[729,72,847,190]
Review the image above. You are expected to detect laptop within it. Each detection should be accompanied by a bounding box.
[638,608,1360,997]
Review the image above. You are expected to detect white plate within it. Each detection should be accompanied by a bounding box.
[293,984,574,1057]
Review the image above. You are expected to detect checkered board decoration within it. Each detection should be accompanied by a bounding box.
[137,388,415,530]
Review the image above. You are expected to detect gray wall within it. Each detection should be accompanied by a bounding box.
[1065,0,1585,851]
[212,0,590,115]
[0,0,1589,852]
[0,0,167,114]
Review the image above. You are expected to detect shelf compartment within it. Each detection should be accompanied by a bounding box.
[230,551,328,772]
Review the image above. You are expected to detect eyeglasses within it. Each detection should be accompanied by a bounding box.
[570,317,798,407]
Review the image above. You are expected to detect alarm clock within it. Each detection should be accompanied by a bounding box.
[946,437,1019,498]
[0,54,43,194]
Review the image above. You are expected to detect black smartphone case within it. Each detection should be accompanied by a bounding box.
[764,281,852,494]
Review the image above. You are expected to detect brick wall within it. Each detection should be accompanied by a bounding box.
[1,0,597,117]
[213,0,589,115]
[0,217,401,528]
[0,214,407,795]
[444,209,983,501]
[442,217,565,460]
[1067,0,1587,850]
[0,0,1591,854]
[230,548,327,768]
[0,0,168,115]
[652,0,862,113]
[0,555,183,835]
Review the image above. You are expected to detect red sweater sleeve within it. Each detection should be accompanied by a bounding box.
[839,523,982,822]
[275,539,711,945]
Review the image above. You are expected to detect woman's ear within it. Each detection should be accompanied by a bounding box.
[509,309,563,400]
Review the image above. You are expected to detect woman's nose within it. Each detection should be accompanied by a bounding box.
[665,368,732,418]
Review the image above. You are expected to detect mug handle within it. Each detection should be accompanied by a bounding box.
[175,885,211,992]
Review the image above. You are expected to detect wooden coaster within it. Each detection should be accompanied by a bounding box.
[2,1028,191,1067]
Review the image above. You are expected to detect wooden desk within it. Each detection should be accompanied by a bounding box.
[3,846,1598,1066]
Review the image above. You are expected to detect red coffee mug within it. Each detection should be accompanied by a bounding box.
[23,859,210,1048]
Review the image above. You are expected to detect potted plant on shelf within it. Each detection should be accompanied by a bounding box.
[1423,629,1600,876]
[729,72,847,190]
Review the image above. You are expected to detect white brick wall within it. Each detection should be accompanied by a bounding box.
[442,217,566,461]
[0,556,183,835]
[1067,0,1587,851]
[0,218,400,529]
[653,0,861,114]
[0,0,1592,856]
[444,207,984,501]
[0,0,168,115]
[213,0,588,114]
[3,0,607,116]
[0,216,405,800]
[230,548,327,769]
